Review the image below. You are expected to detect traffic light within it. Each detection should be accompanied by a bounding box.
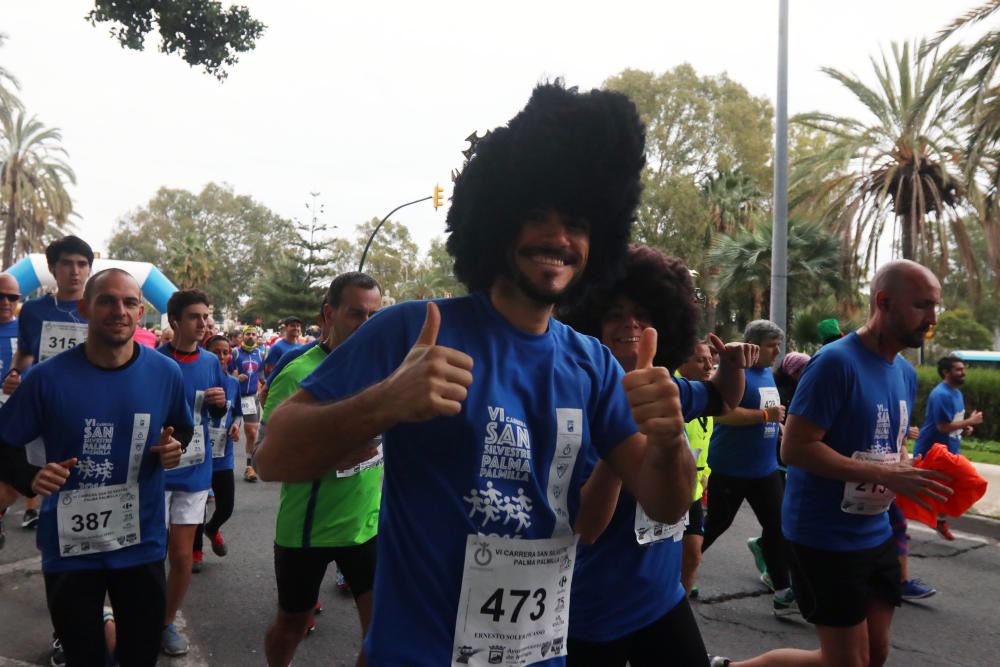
[432,184,444,210]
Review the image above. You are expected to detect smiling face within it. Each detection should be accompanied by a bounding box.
[506,209,590,305]
[80,271,143,349]
[599,295,651,373]
[208,338,232,370]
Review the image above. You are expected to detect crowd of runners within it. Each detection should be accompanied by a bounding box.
[0,83,987,667]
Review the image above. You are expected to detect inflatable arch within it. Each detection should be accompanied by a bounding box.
[5,255,178,312]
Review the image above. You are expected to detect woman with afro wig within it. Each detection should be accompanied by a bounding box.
[560,244,759,667]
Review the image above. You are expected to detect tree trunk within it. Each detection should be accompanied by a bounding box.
[752,286,764,320]
[900,214,915,260]
[2,175,17,270]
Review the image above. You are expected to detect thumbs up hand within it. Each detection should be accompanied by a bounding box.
[709,333,758,370]
[150,427,183,469]
[382,302,474,422]
[621,328,684,441]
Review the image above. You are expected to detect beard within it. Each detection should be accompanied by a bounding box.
[506,247,583,307]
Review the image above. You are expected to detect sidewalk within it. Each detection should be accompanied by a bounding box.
[972,461,1000,518]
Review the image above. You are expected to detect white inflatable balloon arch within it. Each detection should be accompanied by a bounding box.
[6,255,178,312]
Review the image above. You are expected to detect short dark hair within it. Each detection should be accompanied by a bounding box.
[937,355,962,378]
[324,272,381,309]
[167,289,210,323]
[445,82,645,296]
[46,235,94,268]
[205,334,230,351]
[83,268,140,302]
[561,245,701,371]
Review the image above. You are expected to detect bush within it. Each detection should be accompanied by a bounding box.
[933,308,994,351]
[914,366,1000,441]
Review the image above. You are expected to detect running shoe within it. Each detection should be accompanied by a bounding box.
[161,623,189,656]
[936,519,955,541]
[49,637,65,667]
[708,657,730,667]
[192,550,203,573]
[208,530,227,557]
[244,466,258,482]
[760,572,774,592]
[0,511,6,550]
[336,568,350,595]
[901,578,937,600]
[22,508,39,529]
[772,588,798,616]
[747,536,768,577]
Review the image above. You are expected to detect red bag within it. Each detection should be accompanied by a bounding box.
[895,444,988,528]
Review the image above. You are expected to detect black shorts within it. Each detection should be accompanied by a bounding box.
[789,537,901,627]
[683,498,704,537]
[274,537,377,613]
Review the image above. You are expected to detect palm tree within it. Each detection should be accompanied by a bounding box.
[700,167,764,233]
[0,33,22,114]
[0,108,75,268]
[708,218,847,323]
[789,41,978,300]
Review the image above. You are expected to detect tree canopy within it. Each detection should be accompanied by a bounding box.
[87,0,265,80]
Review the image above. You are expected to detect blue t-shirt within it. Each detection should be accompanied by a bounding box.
[0,344,192,573]
[230,346,265,396]
[0,318,18,376]
[210,374,243,471]
[914,382,964,456]
[570,377,708,642]
[299,293,638,667]
[707,366,780,478]
[17,294,87,363]
[158,345,226,492]
[267,338,302,375]
[265,340,316,386]
[782,334,917,551]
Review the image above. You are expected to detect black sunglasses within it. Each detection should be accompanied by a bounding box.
[0,293,20,302]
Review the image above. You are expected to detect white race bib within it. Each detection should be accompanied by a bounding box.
[841,450,900,515]
[634,503,687,545]
[951,410,965,440]
[56,483,140,556]
[39,321,87,362]
[336,443,384,478]
[175,428,206,468]
[452,534,576,666]
[759,386,781,438]
[209,426,228,459]
[240,395,257,416]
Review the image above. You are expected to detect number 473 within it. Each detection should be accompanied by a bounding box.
[480,588,546,623]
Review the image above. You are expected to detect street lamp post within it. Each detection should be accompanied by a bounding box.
[358,196,433,273]
[769,0,789,350]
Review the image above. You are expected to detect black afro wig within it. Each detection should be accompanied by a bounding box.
[445,82,646,294]
[562,244,702,371]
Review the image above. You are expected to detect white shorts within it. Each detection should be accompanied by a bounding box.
[164,490,210,526]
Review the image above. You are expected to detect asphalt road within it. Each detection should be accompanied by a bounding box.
[2,475,998,666]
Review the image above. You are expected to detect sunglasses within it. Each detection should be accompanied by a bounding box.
[0,293,20,302]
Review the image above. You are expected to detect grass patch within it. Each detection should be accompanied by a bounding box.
[962,438,1000,466]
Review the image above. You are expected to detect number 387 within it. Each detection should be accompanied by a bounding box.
[480,588,546,623]
[70,511,111,532]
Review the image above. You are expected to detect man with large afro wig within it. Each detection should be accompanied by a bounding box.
[255,82,702,667]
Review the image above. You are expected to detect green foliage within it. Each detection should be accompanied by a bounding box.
[603,66,773,279]
[239,250,321,326]
[914,366,1000,441]
[0,107,76,268]
[790,41,975,302]
[87,0,266,80]
[398,237,466,301]
[354,217,418,300]
[106,183,297,315]
[934,308,994,351]
[962,438,1000,466]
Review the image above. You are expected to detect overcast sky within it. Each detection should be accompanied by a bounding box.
[1,0,982,259]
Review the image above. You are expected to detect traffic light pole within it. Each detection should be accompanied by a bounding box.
[358,196,433,273]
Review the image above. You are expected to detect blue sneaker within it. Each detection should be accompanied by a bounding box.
[161,623,189,656]
[901,578,936,600]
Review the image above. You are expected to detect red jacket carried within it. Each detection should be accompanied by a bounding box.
[896,444,988,528]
